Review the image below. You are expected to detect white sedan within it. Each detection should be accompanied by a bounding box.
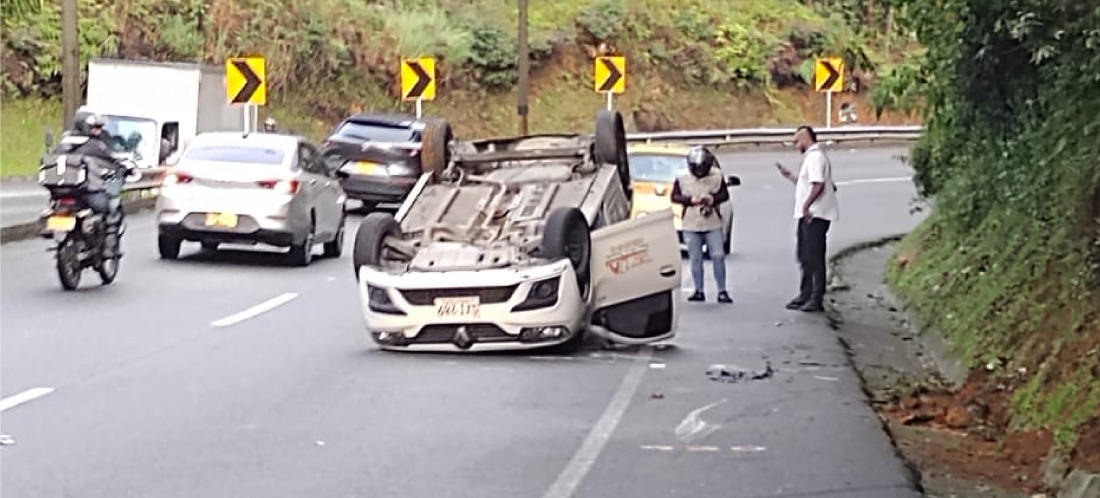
[155,132,348,266]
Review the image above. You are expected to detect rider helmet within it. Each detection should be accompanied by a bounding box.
[686,145,716,179]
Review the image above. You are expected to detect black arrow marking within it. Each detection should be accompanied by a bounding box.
[406,61,431,99]
[231,60,262,104]
[597,57,622,92]
[819,60,840,91]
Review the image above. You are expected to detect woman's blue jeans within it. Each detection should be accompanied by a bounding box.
[683,228,727,294]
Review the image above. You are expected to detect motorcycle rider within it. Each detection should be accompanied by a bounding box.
[58,114,131,257]
[263,117,278,132]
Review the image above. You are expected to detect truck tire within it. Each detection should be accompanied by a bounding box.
[541,207,592,297]
[353,212,401,276]
[594,110,631,193]
[420,118,453,182]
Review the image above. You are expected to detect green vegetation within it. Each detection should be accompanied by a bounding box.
[883,0,1100,467]
[0,0,919,162]
[0,97,59,177]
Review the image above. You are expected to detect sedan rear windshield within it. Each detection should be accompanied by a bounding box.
[332,122,417,143]
[183,146,286,165]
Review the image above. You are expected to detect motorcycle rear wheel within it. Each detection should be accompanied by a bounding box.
[56,234,83,291]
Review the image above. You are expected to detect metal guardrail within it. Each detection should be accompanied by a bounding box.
[624,125,924,147]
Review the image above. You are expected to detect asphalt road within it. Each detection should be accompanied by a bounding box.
[1,146,927,498]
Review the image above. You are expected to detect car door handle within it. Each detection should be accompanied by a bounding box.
[659,265,677,277]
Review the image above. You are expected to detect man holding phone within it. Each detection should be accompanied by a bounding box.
[775,125,838,312]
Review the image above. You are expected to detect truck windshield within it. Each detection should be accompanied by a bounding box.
[332,121,416,143]
[103,115,158,157]
[629,154,688,183]
[183,146,286,165]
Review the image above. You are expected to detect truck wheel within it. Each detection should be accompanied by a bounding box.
[353,212,401,276]
[420,118,453,183]
[541,207,592,297]
[594,110,631,193]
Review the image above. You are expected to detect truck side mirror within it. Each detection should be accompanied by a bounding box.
[727,175,741,186]
[45,130,54,148]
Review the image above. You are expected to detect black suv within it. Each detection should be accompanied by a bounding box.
[320,113,453,210]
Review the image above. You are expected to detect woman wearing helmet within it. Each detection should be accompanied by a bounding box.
[670,146,732,303]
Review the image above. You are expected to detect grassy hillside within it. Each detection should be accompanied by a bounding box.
[0,0,921,176]
[881,0,1100,476]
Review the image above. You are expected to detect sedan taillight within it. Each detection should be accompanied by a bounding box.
[257,178,299,194]
[163,172,193,186]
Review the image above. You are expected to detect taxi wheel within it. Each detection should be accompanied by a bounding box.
[594,110,630,193]
[353,212,401,275]
[541,207,592,298]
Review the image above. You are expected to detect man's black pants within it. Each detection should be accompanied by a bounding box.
[796,217,831,305]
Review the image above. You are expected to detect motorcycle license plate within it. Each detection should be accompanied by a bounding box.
[204,212,238,228]
[46,215,76,232]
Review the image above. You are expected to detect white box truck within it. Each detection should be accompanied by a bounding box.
[75,58,246,170]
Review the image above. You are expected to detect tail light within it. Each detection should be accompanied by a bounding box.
[163,172,193,186]
[58,197,77,206]
[257,178,299,194]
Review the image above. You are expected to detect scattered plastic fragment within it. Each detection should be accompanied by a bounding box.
[705,361,774,383]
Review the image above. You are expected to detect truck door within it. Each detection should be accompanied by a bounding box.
[588,209,682,344]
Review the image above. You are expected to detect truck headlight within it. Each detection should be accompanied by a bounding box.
[511,276,560,312]
[367,285,405,315]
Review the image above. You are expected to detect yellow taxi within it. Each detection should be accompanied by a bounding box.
[627,143,740,254]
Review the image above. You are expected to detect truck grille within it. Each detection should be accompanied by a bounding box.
[398,285,517,306]
[414,324,514,343]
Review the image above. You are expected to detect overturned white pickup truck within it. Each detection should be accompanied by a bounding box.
[351,111,683,352]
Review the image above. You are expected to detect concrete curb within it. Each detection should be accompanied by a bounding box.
[0,196,158,245]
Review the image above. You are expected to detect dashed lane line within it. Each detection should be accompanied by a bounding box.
[211,292,298,328]
[0,387,55,412]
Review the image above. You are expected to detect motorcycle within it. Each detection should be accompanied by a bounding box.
[37,148,142,291]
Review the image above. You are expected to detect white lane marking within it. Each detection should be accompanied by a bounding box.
[0,387,55,412]
[543,346,653,498]
[674,399,728,443]
[731,445,767,452]
[640,445,674,451]
[835,176,911,186]
[211,292,298,327]
[686,445,721,452]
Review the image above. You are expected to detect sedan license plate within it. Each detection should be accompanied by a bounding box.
[205,212,239,228]
[46,215,76,232]
[435,297,480,319]
[355,161,379,174]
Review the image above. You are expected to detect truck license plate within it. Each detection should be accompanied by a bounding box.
[435,297,480,319]
[355,161,380,174]
[46,215,76,232]
[205,212,238,228]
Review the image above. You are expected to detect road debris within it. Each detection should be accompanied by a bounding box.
[705,361,775,383]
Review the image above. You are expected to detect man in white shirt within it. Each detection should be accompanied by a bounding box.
[775,125,839,312]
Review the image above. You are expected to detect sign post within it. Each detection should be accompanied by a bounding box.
[814,57,844,128]
[226,57,267,133]
[594,56,625,111]
[401,57,436,118]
